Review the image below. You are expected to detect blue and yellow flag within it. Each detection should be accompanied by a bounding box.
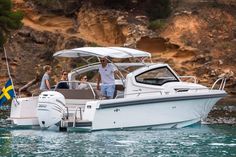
[0,79,15,106]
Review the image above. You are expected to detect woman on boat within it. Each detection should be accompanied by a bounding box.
[57,71,69,89]
[78,75,88,90]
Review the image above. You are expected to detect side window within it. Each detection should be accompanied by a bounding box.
[135,67,179,85]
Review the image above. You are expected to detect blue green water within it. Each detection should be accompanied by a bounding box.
[0,125,235,157]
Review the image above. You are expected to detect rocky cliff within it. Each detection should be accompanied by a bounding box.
[0,0,236,96]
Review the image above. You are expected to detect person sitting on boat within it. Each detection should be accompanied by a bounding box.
[78,75,89,90]
[40,65,52,91]
[57,71,69,89]
[97,57,118,99]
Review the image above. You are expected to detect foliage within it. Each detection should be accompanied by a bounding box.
[148,19,166,30]
[30,0,171,20]
[90,0,171,19]
[0,0,23,47]
[88,42,101,47]
[145,0,171,20]
[103,0,131,9]
[0,32,3,47]
[33,0,58,6]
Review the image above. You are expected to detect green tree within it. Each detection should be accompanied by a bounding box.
[0,0,23,47]
[145,0,171,20]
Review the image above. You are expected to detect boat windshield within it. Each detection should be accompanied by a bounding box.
[135,66,179,86]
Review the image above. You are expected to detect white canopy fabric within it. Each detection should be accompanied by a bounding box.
[53,47,151,58]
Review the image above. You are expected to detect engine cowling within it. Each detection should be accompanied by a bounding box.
[37,91,66,129]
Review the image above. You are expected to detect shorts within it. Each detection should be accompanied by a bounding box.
[101,84,115,99]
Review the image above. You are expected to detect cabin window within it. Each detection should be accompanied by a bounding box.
[135,67,179,86]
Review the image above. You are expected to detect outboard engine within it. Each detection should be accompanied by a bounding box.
[37,91,67,130]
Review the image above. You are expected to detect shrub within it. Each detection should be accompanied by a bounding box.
[148,19,166,30]
[0,0,23,47]
[32,0,58,6]
[0,32,4,47]
[145,0,171,20]
[88,42,100,47]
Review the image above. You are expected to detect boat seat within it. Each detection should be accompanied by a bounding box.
[56,89,96,99]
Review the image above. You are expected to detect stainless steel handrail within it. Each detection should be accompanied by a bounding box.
[66,107,69,120]
[73,107,78,127]
[73,107,83,127]
[118,87,212,99]
[211,77,227,90]
[61,106,69,128]
[118,90,164,98]
[178,76,197,83]
[87,83,96,99]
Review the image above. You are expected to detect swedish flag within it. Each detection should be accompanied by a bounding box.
[0,79,15,106]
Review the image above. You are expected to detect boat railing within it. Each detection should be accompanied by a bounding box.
[211,77,227,90]
[116,87,213,99]
[178,76,197,83]
[18,91,40,98]
[188,87,208,92]
[61,106,69,126]
[116,90,164,99]
[73,106,83,127]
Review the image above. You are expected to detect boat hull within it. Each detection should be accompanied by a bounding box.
[9,97,39,127]
[83,92,225,131]
[8,91,226,132]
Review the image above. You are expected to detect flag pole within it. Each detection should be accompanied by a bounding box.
[3,46,17,98]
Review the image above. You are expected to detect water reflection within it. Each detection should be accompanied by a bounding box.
[0,125,235,156]
[0,129,12,156]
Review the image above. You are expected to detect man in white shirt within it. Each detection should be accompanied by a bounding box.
[97,57,118,99]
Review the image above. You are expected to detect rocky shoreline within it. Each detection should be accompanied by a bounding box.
[204,96,236,125]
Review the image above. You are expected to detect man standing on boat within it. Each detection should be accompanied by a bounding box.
[40,65,52,91]
[97,57,118,99]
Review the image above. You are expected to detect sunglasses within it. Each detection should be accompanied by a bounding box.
[100,59,106,62]
[83,77,87,80]
[63,73,67,75]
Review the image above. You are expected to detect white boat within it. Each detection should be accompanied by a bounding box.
[9,47,227,131]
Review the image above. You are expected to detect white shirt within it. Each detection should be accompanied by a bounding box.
[78,83,88,90]
[98,63,117,84]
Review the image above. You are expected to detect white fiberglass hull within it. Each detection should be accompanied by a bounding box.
[9,97,39,127]
[8,91,226,131]
[83,91,226,131]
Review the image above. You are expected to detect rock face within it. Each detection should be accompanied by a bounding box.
[77,6,126,45]
[205,96,236,124]
[0,26,90,96]
[29,0,82,15]
[0,0,236,97]
[0,0,236,123]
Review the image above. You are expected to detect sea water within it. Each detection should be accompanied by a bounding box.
[0,124,235,157]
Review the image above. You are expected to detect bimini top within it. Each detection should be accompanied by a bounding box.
[53,47,151,58]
